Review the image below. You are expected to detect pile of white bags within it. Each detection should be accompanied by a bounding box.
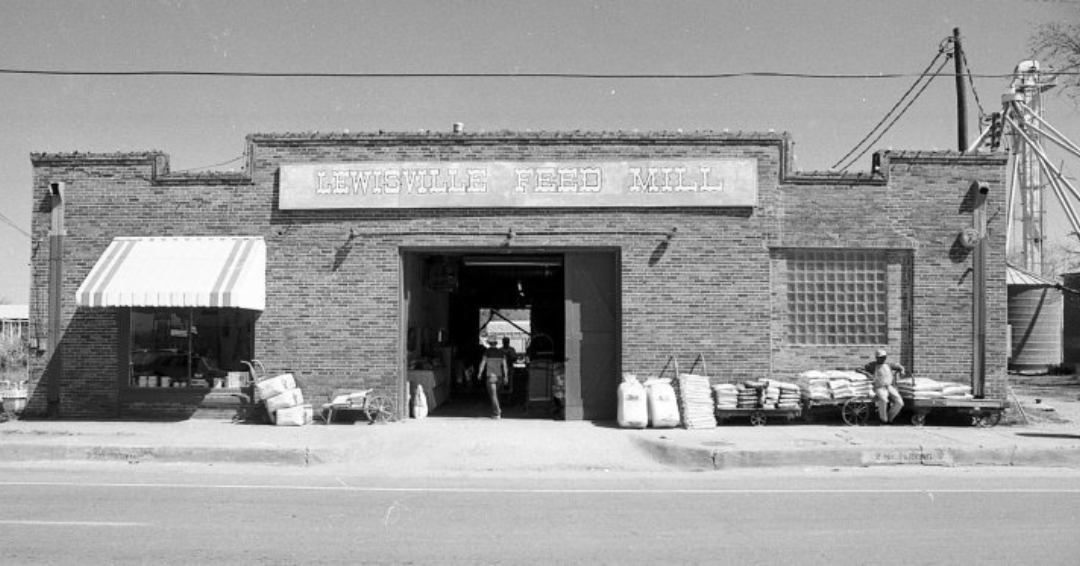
[827,377,855,399]
[898,377,946,400]
[939,382,973,399]
[676,374,717,429]
[796,371,831,401]
[644,378,680,428]
[257,373,312,426]
[848,372,873,398]
[617,373,648,429]
[736,382,764,408]
[763,383,780,408]
[712,383,739,410]
[797,370,872,400]
[773,381,802,409]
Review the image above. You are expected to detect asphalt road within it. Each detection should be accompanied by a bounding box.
[1,464,1079,565]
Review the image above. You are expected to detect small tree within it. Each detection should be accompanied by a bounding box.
[0,334,28,372]
[1031,22,1080,102]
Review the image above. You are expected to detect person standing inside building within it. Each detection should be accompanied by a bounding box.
[500,337,517,392]
[477,337,507,419]
[864,348,905,424]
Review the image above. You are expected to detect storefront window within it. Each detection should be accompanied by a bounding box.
[129,308,256,388]
[785,250,887,345]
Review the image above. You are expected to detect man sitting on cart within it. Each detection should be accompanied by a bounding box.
[864,348,905,424]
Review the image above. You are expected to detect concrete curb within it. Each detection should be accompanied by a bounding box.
[630,436,1080,470]
[0,443,314,466]
[5,429,1080,471]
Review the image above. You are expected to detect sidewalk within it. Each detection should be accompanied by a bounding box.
[3,408,1080,474]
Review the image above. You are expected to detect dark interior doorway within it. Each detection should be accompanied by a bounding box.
[404,252,565,419]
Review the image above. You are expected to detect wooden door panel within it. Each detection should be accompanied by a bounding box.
[565,252,619,420]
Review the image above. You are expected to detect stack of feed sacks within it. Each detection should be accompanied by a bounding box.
[848,372,873,398]
[773,381,802,409]
[763,381,781,409]
[825,371,855,400]
[257,373,311,426]
[797,371,831,402]
[676,374,717,429]
[898,377,945,400]
[713,383,739,410]
[939,382,973,399]
[737,382,764,408]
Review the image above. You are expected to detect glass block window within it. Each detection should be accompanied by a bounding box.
[785,250,887,345]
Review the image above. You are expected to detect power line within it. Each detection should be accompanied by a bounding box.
[832,42,952,171]
[171,155,244,173]
[0,211,30,239]
[961,50,987,120]
[835,57,954,173]
[0,68,1074,80]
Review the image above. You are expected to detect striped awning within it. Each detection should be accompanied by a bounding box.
[76,236,266,310]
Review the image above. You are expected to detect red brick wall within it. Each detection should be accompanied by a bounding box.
[771,153,1009,397]
[28,133,1008,418]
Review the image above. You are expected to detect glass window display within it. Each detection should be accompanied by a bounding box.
[129,308,256,388]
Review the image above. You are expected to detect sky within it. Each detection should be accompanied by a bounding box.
[1,0,1078,304]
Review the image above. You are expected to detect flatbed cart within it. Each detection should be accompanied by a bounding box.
[713,377,801,426]
[715,406,802,426]
[904,397,1006,427]
[802,396,875,426]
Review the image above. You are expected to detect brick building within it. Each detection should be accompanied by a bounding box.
[27,131,1008,420]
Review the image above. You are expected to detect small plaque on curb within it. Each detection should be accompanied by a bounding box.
[862,448,954,467]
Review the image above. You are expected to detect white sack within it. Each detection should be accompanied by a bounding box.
[274,404,313,426]
[256,373,297,400]
[265,388,304,412]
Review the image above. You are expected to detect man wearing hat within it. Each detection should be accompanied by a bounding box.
[864,348,905,424]
[477,336,508,419]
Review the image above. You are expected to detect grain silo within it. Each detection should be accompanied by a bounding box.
[1059,272,1080,371]
[1008,264,1063,371]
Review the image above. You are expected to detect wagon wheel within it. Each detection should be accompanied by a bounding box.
[749,411,767,426]
[842,399,871,426]
[367,395,396,424]
[910,412,927,427]
[973,411,1002,428]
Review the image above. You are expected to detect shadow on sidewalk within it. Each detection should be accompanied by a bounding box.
[1014,432,1080,440]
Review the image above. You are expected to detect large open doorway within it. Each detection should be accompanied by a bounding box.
[402,249,619,421]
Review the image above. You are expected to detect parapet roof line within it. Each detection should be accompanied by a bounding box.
[32,131,1009,188]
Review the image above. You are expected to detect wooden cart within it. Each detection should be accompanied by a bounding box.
[715,406,802,426]
[714,373,801,426]
[802,396,875,426]
[904,397,1006,427]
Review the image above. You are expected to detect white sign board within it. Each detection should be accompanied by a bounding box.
[279,159,757,209]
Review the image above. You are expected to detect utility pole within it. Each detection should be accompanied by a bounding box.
[953,28,983,396]
[954,27,968,151]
